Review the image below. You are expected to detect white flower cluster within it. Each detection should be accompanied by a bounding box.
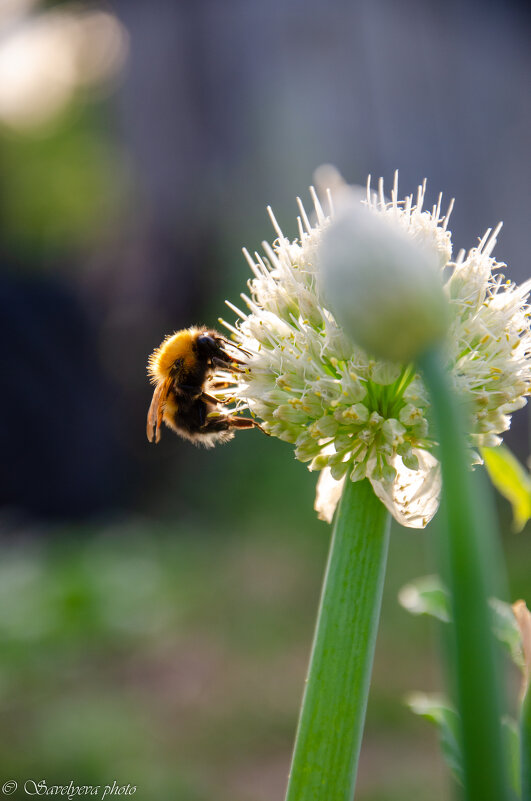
[223,174,531,527]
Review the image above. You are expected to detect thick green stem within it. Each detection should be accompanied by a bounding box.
[285,478,390,801]
[419,348,510,801]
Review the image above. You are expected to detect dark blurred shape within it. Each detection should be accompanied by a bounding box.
[0,270,124,518]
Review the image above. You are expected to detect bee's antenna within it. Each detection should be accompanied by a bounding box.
[234,344,252,357]
[219,336,252,358]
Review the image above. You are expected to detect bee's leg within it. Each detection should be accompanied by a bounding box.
[209,379,233,390]
[212,356,244,373]
[201,392,231,405]
[204,414,267,434]
[232,416,269,435]
[197,399,207,427]
[227,416,265,432]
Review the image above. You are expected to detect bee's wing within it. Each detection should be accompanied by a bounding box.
[146,377,172,443]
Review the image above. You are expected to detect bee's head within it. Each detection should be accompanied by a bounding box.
[196,330,236,365]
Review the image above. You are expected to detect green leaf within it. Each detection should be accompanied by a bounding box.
[407,693,463,783]
[398,574,450,622]
[482,445,531,532]
[420,349,510,801]
[490,598,525,670]
[399,576,525,672]
[407,696,521,797]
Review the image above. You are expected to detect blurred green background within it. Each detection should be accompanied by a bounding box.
[1,1,531,799]
[3,447,531,801]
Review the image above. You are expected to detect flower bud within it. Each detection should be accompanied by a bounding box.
[319,195,449,362]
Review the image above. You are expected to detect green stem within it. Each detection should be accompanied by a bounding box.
[418,348,510,801]
[285,478,390,801]
[521,689,531,801]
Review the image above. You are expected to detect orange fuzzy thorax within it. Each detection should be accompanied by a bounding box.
[147,327,203,383]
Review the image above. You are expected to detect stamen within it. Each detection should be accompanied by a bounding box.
[443,198,454,229]
[225,299,247,319]
[297,197,312,234]
[267,206,285,241]
[242,247,264,280]
[310,186,326,224]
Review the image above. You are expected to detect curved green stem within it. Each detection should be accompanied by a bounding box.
[419,348,510,801]
[285,478,390,801]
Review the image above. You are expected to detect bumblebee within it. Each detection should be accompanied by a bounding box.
[146,326,260,446]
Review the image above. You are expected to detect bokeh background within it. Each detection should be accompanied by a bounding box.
[1,1,531,799]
